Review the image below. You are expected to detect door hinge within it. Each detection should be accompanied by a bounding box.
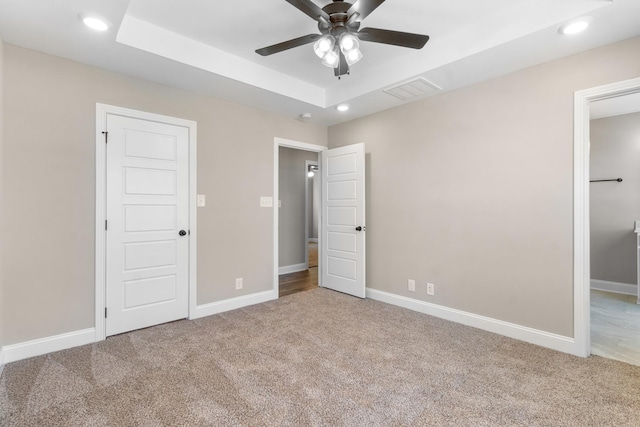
[102,131,108,143]
[105,307,107,318]
[105,220,108,230]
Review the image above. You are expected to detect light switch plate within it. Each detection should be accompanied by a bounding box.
[197,194,205,207]
[260,197,273,208]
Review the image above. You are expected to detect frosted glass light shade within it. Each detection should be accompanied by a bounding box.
[322,47,340,68]
[339,33,359,53]
[313,35,335,58]
[345,48,363,66]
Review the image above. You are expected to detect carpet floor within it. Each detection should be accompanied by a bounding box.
[1,288,640,426]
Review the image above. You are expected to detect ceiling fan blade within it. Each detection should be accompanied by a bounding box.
[357,27,429,49]
[334,51,349,76]
[256,34,321,56]
[347,0,386,21]
[286,0,330,22]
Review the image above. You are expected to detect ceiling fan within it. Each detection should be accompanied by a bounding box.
[255,0,430,77]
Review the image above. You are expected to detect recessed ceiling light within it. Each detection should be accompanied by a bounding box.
[336,104,349,112]
[79,14,110,31]
[559,18,591,35]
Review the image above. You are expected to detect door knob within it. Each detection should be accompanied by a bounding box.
[179,230,187,236]
[355,226,362,231]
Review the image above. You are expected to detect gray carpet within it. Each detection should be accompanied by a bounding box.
[1,288,640,426]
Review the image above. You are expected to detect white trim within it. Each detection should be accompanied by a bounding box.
[274,138,327,297]
[367,289,576,355]
[2,328,95,364]
[279,263,308,275]
[187,117,199,320]
[191,290,277,319]
[95,105,107,342]
[308,238,318,243]
[590,279,637,296]
[0,348,5,377]
[304,160,318,272]
[95,103,197,340]
[574,77,640,358]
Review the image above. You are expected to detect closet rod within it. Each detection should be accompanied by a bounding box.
[590,178,623,183]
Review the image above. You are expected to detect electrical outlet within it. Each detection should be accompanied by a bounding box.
[408,279,416,292]
[235,278,243,290]
[427,282,435,296]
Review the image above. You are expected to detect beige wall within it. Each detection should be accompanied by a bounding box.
[590,112,640,285]
[2,45,327,345]
[279,147,318,267]
[3,35,640,348]
[329,36,640,337]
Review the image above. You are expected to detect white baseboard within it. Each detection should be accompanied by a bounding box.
[0,347,5,377]
[278,263,307,275]
[366,288,577,356]
[308,238,318,243]
[2,328,96,365]
[590,279,637,296]
[0,289,279,365]
[191,289,277,320]
[1,289,279,365]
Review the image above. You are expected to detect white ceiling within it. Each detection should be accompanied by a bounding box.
[1,0,640,125]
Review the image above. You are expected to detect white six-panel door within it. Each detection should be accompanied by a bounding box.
[105,114,189,336]
[321,143,366,298]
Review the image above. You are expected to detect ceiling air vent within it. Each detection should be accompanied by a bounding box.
[384,78,441,101]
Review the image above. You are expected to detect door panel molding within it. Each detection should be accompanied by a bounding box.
[95,103,197,341]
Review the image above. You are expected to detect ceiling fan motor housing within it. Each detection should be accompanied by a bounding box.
[319,1,355,36]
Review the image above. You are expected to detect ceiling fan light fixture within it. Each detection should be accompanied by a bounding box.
[255,0,430,78]
[321,47,340,68]
[313,35,335,58]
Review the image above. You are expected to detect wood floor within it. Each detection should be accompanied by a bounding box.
[591,289,640,366]
[279,267,318,297]
[279,242,318,297]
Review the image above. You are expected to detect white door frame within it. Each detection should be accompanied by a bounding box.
[573,77,640,357]
[305,160,319,267]
[95,103,198,341]
[273,138,327,296]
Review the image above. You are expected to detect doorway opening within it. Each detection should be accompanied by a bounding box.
[273,138,327,298]
[573,77,640,359]
[588,92,640,366]
[278,147,320,297]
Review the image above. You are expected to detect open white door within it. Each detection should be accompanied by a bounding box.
[105,114,190,336]
[321,143,366,298]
